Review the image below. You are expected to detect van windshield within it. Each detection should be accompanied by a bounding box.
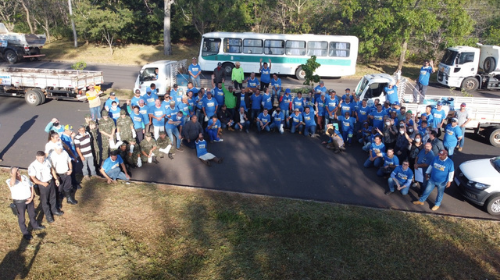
[140,68,158,82]
[441,50,458,66]
[491,157,500,173]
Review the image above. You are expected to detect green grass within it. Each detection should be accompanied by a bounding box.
[1,169,499,279]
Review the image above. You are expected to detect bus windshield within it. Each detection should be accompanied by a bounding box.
[202,38,221,57]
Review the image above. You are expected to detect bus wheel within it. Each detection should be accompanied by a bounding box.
[222,62,234,77]
[295,66,306,80]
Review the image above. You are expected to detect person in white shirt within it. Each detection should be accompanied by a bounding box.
[7,167,46,241]
[28,151,64,224]
[49,144,78,206]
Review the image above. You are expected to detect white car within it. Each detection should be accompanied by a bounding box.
[455,156,500,215]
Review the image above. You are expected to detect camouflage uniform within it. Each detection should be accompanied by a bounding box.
[156,132,173,158]
[139,135,157,162]
[128,140,142,167]
[116,110,134,143]
[99,112,116,161]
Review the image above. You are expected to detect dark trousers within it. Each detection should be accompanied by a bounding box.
[182,138,197,149]
[260,82,269,91]
[135,128,144,142]
[57,173,73,193]
[233,81,242,90]
[14,199,39,235]
[38,180,58,218]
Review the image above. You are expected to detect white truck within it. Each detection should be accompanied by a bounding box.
[134,60,188,96]
[437,44,500,91]
[0,67,104,106]
[354,73,500,147]
[0,23,46,64]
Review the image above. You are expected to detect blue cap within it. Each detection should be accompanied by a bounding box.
[285,88,291,93]
[437,101,443,106]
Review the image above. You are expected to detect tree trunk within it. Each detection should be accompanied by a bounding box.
[20,0,34,34]
[396,38,408,73]
[68,0,78,47]
[163,0,173,55]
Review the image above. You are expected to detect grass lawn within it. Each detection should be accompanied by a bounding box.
[0,169,499,279]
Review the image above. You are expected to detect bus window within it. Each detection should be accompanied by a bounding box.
[264,40,285,55]
[285,41,306,56]
[329,42,350,57]
[243,39,263,54]
[202,38,221,57]
[307,41,328,57]
[224,38,242,53]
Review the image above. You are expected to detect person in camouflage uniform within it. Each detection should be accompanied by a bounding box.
[118,142,131,172]
[116,109,135,143]
[128,139,142,167]
[140,132,158,164]
[156,131,174,160]
[84,114,101,165]
[98,110,116,163]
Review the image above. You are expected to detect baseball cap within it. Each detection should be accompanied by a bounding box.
[192,57,197,60]
[451,118,458,122]
[285,88,291,93]
[111,150,120,156]
[392,101,399,106]
[407,110,412,114]
[110,92,116,96]
[461,103,466,107]
[217,62,222,66]
[345,88,350,91]
[159,131,166,135]
[437,101,442,106]
[64,124,73,131]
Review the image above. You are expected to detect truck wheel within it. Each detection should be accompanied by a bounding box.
[4,49,18,64]
[25,90,42,106]
[222,62,234,77]
[33,88,46,104]
[483,57,497,73]
[461,77,479,91]
[485,195,500,215]
[295,66,305,80]
[488,128,500,147]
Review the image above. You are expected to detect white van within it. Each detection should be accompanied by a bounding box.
[134,60,187,96]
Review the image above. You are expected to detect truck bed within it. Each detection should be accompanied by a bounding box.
[0,67,104,89]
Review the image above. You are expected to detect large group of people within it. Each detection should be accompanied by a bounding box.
[6,58,469,241]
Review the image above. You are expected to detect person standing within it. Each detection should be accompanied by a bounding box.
[259,58,272,91]
[431,102,446,136]
[188,57,202,88]
[413,142,435,195]
[49,144,78,205]
[99,111,116,163]
[231,62,244,90]
[212,62,225,85]
[270,73,281,105]
[127,105,145,142]
[74,125,97,180]
[7,167,45,241]
[279,89,293,128]
[383,81,399,105]
[413,59,435,104]
[456,103,470,151]
[131,89,143,107]
[104,92,120,112]
[116,110,135,143]
[413,149,454,211]
[223,85,237,117]
[165,111,185,152]
[86,85,102,121]
[149,99,167,140]
[442,118,463,158]
[28,151,63,223]
[246,72,260,91]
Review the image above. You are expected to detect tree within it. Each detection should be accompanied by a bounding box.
[68,0,78,47]
[301,56,321,87]
[164,0,174,55]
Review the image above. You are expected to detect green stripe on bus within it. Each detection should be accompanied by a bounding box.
[202,55,352,66]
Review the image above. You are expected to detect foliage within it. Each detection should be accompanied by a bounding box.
[71,61,87,71]
[301,56,321,86]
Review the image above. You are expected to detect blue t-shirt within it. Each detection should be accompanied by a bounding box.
[260,67,271,83]
[143,93,158,108]
[418,66,433,86]
[131,96,142,107]
[290,113,303,124]
[315,97,326,116]
[109,107,121,121]
[195,140,208,157]
[177,103,190,116]
[165,113,184,130]
[262,93,273,110]
[325,95,338,114]
[416,149,435,165]
[384,86,399,104]
[370,110,386,130]
[247,78,260,88]
[102,155,123,173]
[280,94,292,110]
[61,133,77,157]
[131,112,145,129]
[273,111,284,124]
[165,106,179,120]
[314,85,327,94]
[338,116,355,132]
[302,110,316,126]
[149,106,166,126]
[239,94,247,110]
[431,108,446,128]
[443,124,463,148]
[194,94,206,109]
[105,97,120,109]
[213,87,225,105]
[382,153,400,167]
[391,166,414,187]
[421,113,434,128]
[292,97,305,112]
[203,97,218,118]
[250,94,263,110]
[258,113,271,125]
[207,119,221,130]
[340,102,355,117]
[138,105,150,124]
[427,156,454,183]
[188,63,201,77]
[270,78,281,90]
[356,105,370,123]
[370,142,386,158]
[187,87,200,96]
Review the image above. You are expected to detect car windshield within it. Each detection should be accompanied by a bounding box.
[490,157,500,173]
[441,49,458,66]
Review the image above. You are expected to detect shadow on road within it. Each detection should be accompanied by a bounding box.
[0,115,38,160]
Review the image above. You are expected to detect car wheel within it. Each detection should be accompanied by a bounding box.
[4,49,18,64]
[485,195,500,215]
[488,128,500,147]
[461,77,479,91]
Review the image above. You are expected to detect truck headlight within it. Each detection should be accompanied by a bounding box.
[472,181,490,190]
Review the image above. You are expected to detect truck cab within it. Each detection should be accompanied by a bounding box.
[134,60,187,96]
[354,73,396,104]
[437,46,480,90]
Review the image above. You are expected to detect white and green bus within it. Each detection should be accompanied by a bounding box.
[198,32,358,80]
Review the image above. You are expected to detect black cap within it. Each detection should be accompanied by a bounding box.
[111,150,120,156]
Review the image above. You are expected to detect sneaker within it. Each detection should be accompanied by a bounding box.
[458,147,463,152]
[413,201,424,205]
[177,147,184,152]
[215,139,224,142]
[385,191,393,195]
[83,175,90,181]
[228,127,235,131]
[168,153,174,160]
[245,129,249,133]
[431,205,440,211]
[298,131,302,135]
[124,181,131,185]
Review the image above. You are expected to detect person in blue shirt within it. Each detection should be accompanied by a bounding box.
[339,96,355,117]
[341,88,355,102]
[44,118,65,136]
[355,99,370,139]
[420,105,434,128]
[100,150,130,183]
[206,115,223,142]
[324,90,338,128]
[108,101,121,122]
[270,73,281,104]
[270,108,285,134]
[336,112,356,145]
[142,87,158,109]
[377,148,400,177]
[202,91,218,123]
[127,105,146,141]
[212,82,225,108]
[177,96,192,123]
[315,93,326,133]
[193,88,206,125]
[386,160,413,195]
[369,104,386,131]
[147,83,159,95]
[259,58,272,91]
[442,118,463,158]
[136,99,150,131]
[413,142,434,195]
[131,89,143,107]
[262,88,273,111]
[279,89,293,127]
[288,108,304,134]
[148,99,167,140]
[170,84,183,105]
[257,108,272,133]
[314,81,327,96]
[188,57,201,87]
[246,72,260,90]
[164,100,179,123]
[186,82,200,97]
[165,111,185,151]
[413,59,435,103]
[104,92,119,111]
[292,92,305,112]
[359,121,373,145]
[302,107,317,137]
[414,149,454,211]
[384,81,399,105]
[364,135,385,168]
[195,134,223,166]
[249,90,263,123]
[431,102,447,136]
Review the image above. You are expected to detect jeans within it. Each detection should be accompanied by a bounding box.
[459,127,465,148]
[206,128,220,141]
[342,129,353,144]
[269,122,284,134]
[281,109,290,127]
[362,142,372,152]
[377,166,392,177]
[257,124,270,132]
[135,128,144,142]
[234,121,250,131]
[444,144,455,158]
[90,106,101,121]
[272,89,280,104]
[250,109,261,123]
[324,114,335,127]
[290,124,303,134]
[166,127,181,149]
[195,109,204,126]
[419,179,447,206]
[413,82,428,103]
[106,167,129,181]
[221,121,234,129]
[388,178,410,195]
[304,125,316,136]
[14,199,39,235]
[81,155,97,177]
[364,157,383,168]
[191,76,201,88]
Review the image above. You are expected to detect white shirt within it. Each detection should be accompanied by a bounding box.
[28,159,53,182]
[6,175,33,200]
[45,140,61,156]
[50,150,71,174]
